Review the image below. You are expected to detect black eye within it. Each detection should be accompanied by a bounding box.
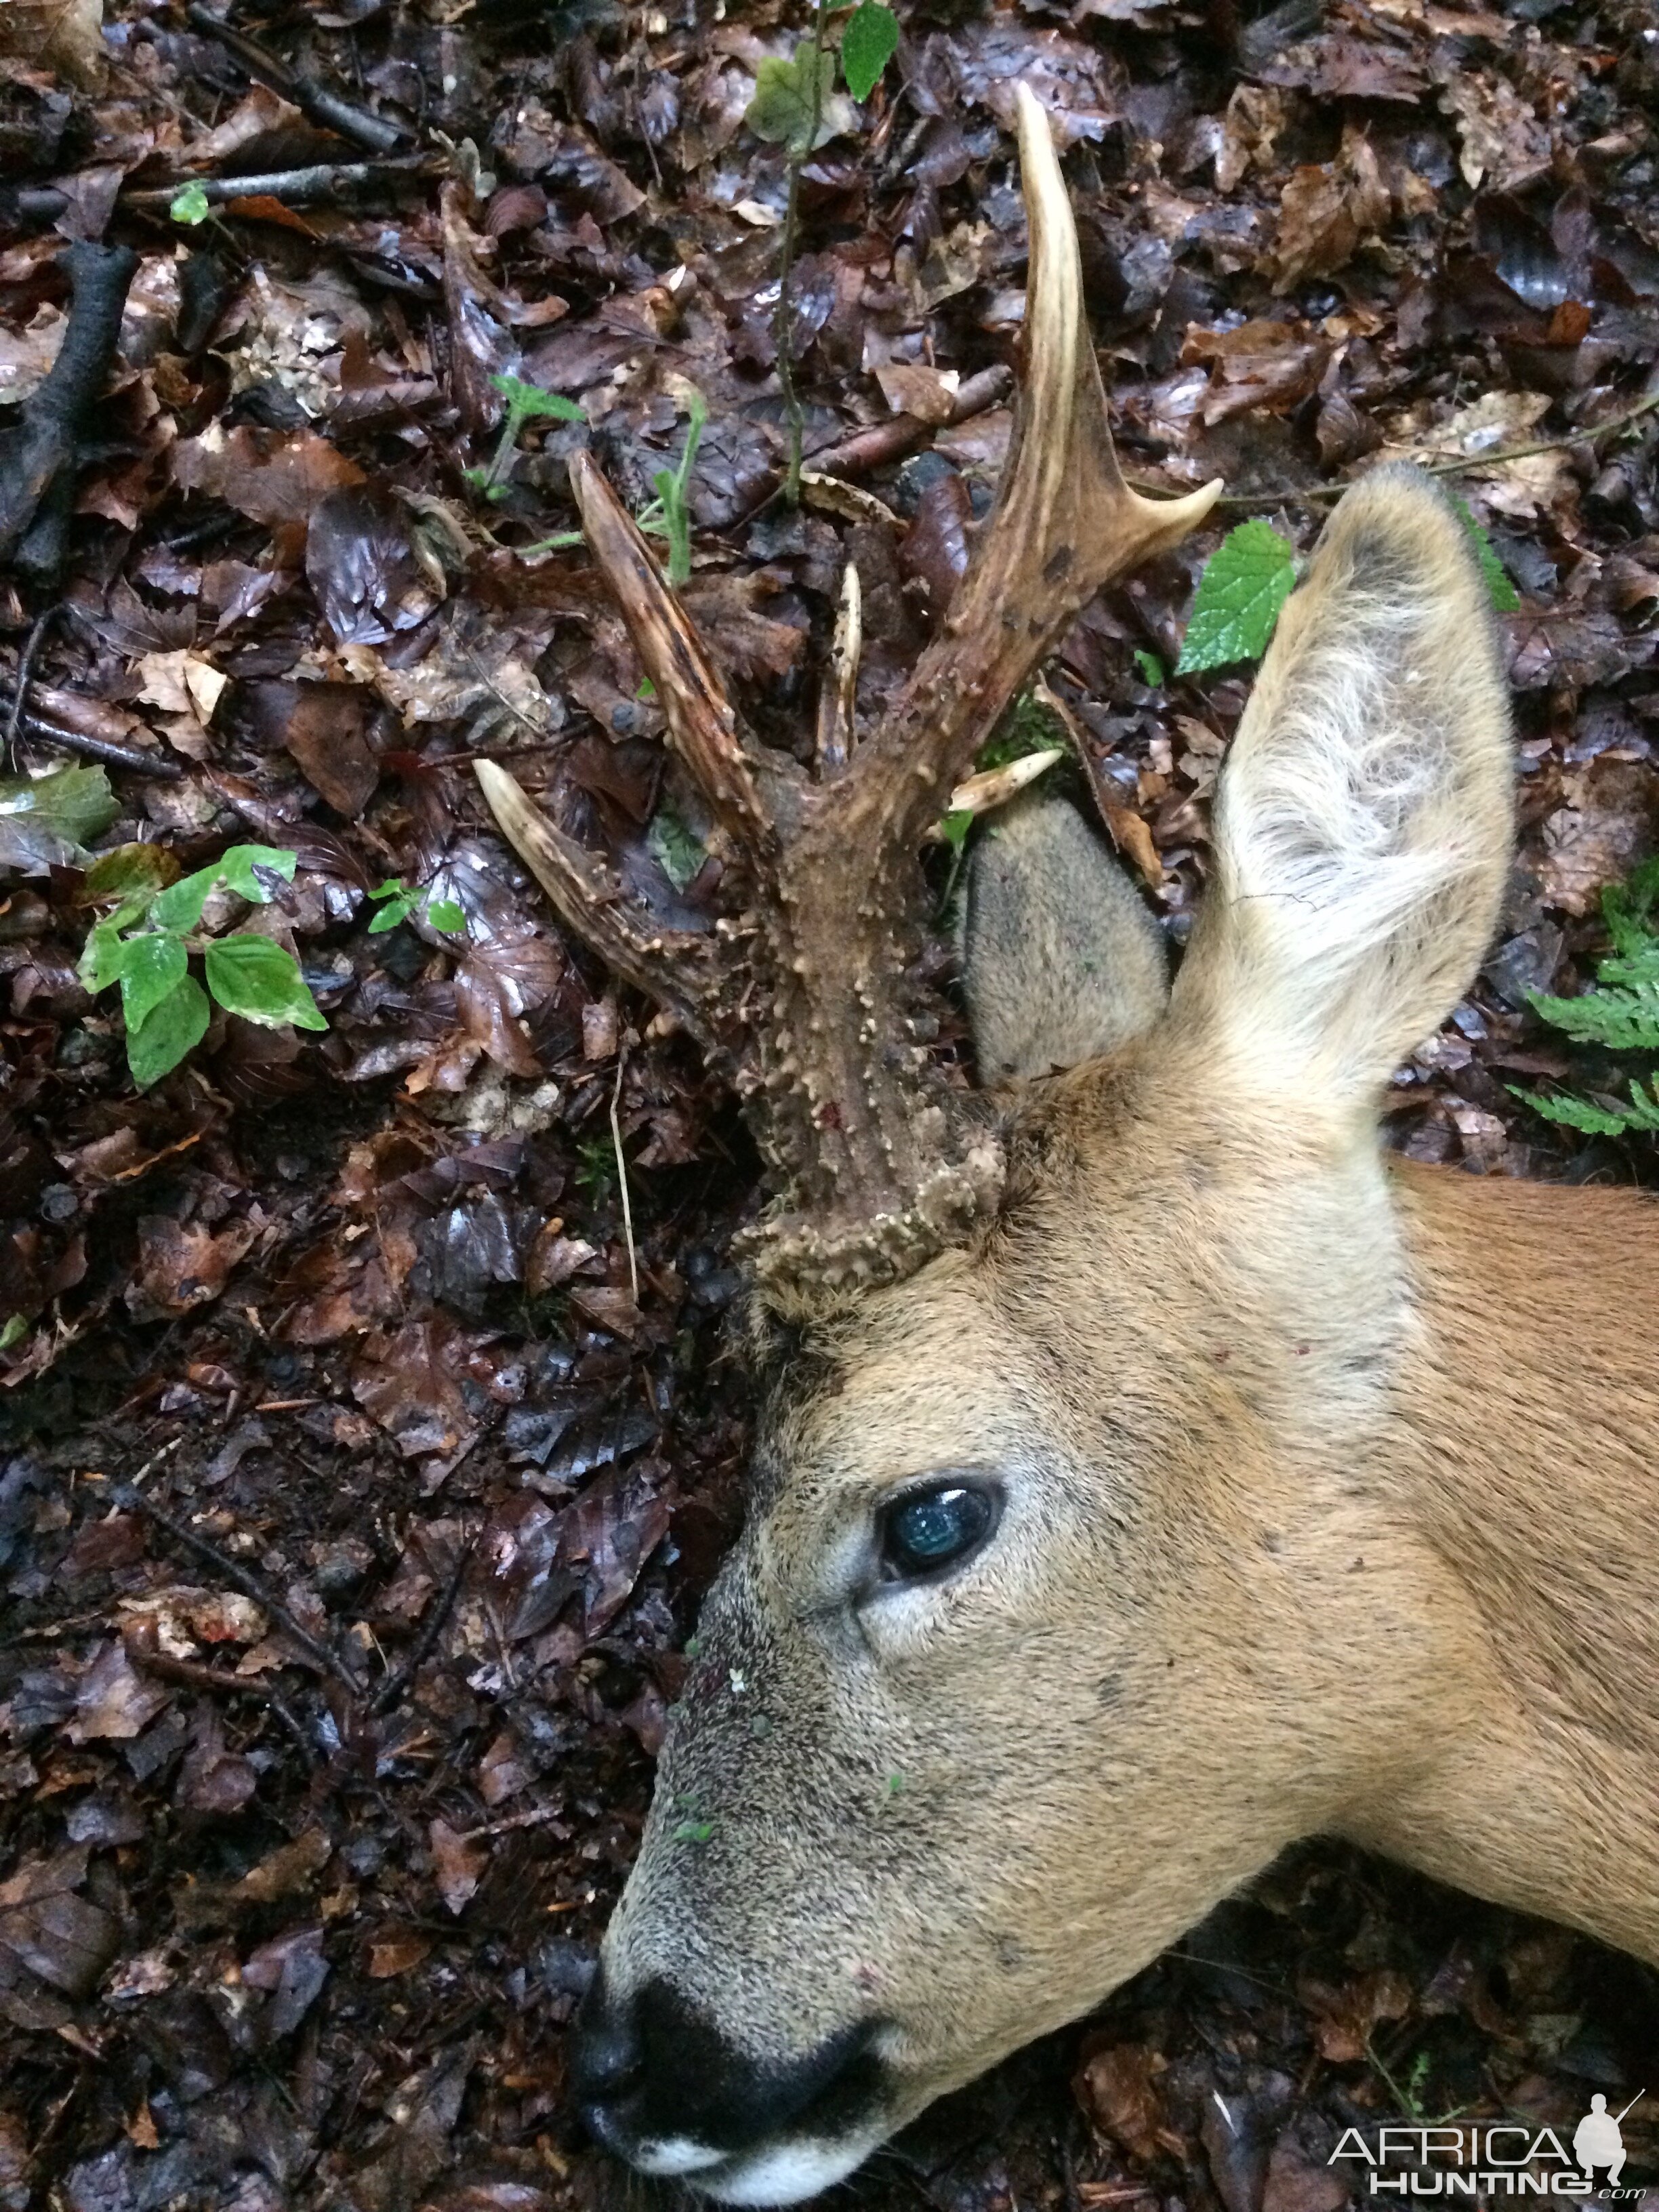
[880,1482,998,1582]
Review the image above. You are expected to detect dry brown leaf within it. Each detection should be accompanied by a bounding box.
[173,422,365,533]
[1440,73,1552,192]
[429,1818,487,1914]
[0,0,106,89]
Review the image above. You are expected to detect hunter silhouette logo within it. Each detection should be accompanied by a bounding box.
[1574,2096,1643,2190]
[1328,2094,1647,2198]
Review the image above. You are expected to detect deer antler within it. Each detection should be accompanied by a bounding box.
[478,85,1221,1308]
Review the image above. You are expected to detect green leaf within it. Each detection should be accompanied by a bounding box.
[1451,497,1521,613]
[941,808,973,854]
[840,1,898,100]
[1509,1084,1637,1137]
[217,844,299,903]
[203,935,328,1031]
[119,931,188,1036]
[489,373,586,426]
[1175,520,1297,676]
[150,864,219,934]
[127,974,210,1089]
[83,843,177,904]
[426,899,466,934]
[169,180,211,226]
[745,43,836,157]
[80,919,137,993]
[367,891,419,934]
[0,764,119,848]
[1133,649,1165,687]
[647,803,708,893]
[368,879,409,901]
[0,1315,25,1351]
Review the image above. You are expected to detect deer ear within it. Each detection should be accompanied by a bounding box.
[1174,466,1513,1113]
[960,794,1170,1084]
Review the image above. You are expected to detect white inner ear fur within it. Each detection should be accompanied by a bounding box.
[1174,464,1514,1108]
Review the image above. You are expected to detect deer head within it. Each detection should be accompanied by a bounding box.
[476,85,1547,2211]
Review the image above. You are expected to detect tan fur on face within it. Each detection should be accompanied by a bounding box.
[590,466,1658,2182]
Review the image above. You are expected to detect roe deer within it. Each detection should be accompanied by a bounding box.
[478,84,1659,2209]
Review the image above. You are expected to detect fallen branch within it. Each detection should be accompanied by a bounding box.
[739,363,1013,520]
[368,1529,476,1717]
[125,1624,315,1762]
[116,1483,367,1696]
[1189,388,1659,513]
[0,242,138,582]
[0,687,184,779]
[124,158,427,214]
[184,1,403,155]
[3,606,60,761]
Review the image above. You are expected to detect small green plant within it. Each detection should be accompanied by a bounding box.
[635,388,708,587]
[1176,509,1519,676]
[1176,520,1297,676]
[1513,857,1659,1136]
[79,843,327,1090]
[0,1315,25,1352]
[169,180,212,226]
[367,878,467,935]
[1134,648,1166,688]
[747,1,899,504]
[646,800,707,891]
[466,372,585,501]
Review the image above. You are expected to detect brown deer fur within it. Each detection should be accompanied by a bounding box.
[484,93,1658,2207]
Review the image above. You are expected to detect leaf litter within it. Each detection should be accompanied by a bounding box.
[1,0,1658,2204]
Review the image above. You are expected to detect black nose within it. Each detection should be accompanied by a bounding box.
[572,1967,884,2163]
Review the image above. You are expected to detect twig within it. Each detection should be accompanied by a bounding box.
[116,1484,366,1696]
[125,159,426,214]
[368,1529,476,1716]
[775,0,832,507]
[1187,390,1659,513]
[184,2,403,154]
[125,1626,315,1761]
[737,364,1013,521]
[611,1044,640,1305]
[0,242,138,582]
[451,1803,567,1843]
[0,685,184,779]
[3,605,59,764]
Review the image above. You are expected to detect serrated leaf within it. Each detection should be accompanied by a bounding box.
[746,43,836,157]
[127,974,211,1090]
[169,180,211,225]
[426,899,466,934]
[490,373,586,426]
[203,936,328,1031]
[841,1,898,100]
[1509,1084,1637,1137]
[1175,520,1296,676]
[217,844,299,903]
[1451,497,1520,613]
[82,843,178,904]
[119,932,188,1035]
[647,803,708,893]
[80,919,136,992]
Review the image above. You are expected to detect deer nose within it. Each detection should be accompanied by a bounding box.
[572,1968,884,2171]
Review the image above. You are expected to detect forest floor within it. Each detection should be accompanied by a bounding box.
[2,0,1658,2207]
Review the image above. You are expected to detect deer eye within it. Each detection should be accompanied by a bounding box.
[880,1481,998,1582]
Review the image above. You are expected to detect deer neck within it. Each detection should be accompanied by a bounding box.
[1340,1160,1659,1967]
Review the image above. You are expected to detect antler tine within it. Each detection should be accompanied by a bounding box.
[848,83,1222,851]
[475,760,736,1065]
[476,94,1223,1310]
[566,451,787,855]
